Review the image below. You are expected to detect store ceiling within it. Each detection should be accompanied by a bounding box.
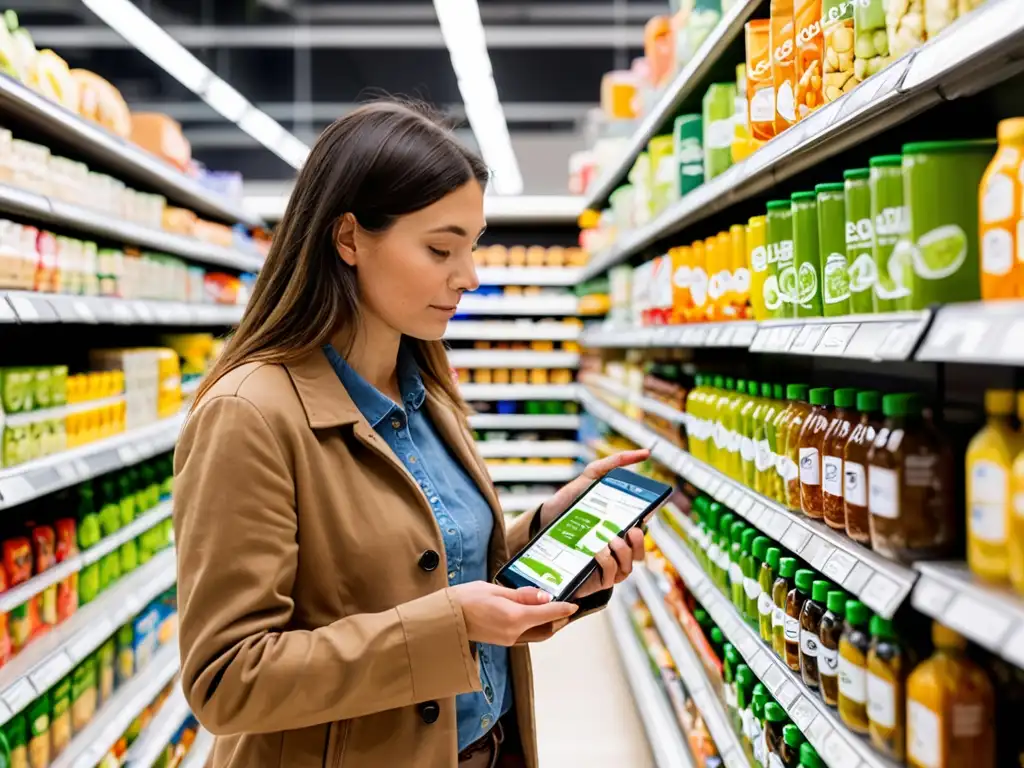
[20,0,649,189]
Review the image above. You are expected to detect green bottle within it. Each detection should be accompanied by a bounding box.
[816,182,851,315]
[799,741,825,768]
[729,521,747,609]
[844,168,875,313]
[868,155,910,311]
[791,191,824,317]
[740,528,759,624]
[748,536,770,626]
[735,665,755,746]
[759,545,781,643]
[746,382,769,489]
[766,200,795,317]
[726,379,748,480]
[723,644,740,723]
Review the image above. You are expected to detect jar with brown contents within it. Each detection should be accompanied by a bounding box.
[786,569,813,672]
[843,390,880,544]
[799,579,831,689]
[821,388,857,530]
[818,590,846,707]
[764,702,792,767]
[839,600,872,733]
[773,557,797,660]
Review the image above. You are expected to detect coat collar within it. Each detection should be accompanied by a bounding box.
[283,348,364,429]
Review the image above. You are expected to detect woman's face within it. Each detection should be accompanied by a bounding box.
[342,179,485,341]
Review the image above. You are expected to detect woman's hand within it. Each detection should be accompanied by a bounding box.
[451,582,578,646]
[539,449,652,600]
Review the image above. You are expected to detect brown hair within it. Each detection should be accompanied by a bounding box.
[196,101,489,407]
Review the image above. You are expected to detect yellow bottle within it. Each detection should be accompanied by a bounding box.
[704,235,727,321]
[690,239,709,321]
[905,622,995,768]
[966,390,1017,582]
[1010,392,1024,594]
[729,223,750,319]
[747,215,769,321]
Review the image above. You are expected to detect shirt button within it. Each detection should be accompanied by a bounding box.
[431,497,440,503]
[391,418,402,429]
[480,714,492,729]
[447,528,456,535]
[484,685,493,703]
[448,570,456,580]
[408,455,418,463]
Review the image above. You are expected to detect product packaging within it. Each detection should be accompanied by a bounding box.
[702,83,737,181]
[794,0,823,119]
[673,114,705,198]
[745,20,776,142]
[770,0,797,134]
[854,0,890,78]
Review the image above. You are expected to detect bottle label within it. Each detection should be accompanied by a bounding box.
[969,459,1008,543]
[741,436,756,461]
[708,544,721,566]
[718,549,732,572]
[844,461,867,507]
[868,465,900,519]
[907,701,941,768]
[867,672,896,728]
[756,439,773,471]
[784,614,800,642]
[822,455,843,498]
[952,703,984,738]
[819,645,839,674]
[799,447,821,485]
[726,683,737,710]
[773,604,785,629]
[759,592,775,618]
[838,657,867,703]
[730,562,744,585]
[800,628,819,657]
[745,577,761,601]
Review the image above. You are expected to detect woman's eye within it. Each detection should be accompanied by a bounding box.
[428,246,450,257]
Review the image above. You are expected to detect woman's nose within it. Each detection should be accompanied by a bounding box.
[451,252,480,293]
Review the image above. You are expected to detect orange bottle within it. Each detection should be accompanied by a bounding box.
[979,117,1024,299]
[670,245,694,324]
[705,235,727,320]
[644,16,675,88]
[690,239,709,321]
[729,224,751,318]
[770,0,797,134]
[794,0,823,121]
[745,19,776,142]
[783,384,814,512]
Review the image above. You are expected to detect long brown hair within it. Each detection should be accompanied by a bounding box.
[196,101,489,407]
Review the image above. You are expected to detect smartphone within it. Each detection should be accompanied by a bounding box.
[495,468,672,601]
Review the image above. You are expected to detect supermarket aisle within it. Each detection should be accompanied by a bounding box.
[531,611,654,767]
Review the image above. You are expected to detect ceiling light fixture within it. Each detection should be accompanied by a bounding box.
[433,0,523,195]
[80,0,310,169]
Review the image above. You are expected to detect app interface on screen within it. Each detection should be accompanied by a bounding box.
[509,476,662,595]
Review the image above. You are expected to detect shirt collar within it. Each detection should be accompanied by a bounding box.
[322,342,426,427]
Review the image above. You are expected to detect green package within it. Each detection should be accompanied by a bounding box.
[791,192,824,317]
[99,552,120,593]
[853,0,889,77]
[32,368,51,410]
[51,677,71,756]
[816,182,852,316]
[0,368,34,414]
[79,563,100,605]
[50,366,68,407]
[674,114,704,199]
[648,134,676,214]
[902,140,994,309]
[703,82,736,182]
[868,155,909,312]
[25,423,43,463]
[116,624,135,685]
[78,483,101,550]
[98,640,116,704]
[118,471,137,527]
[119,540,138,575]
[26,695,49,768]
[765,200,795,318]
[844,168,875,313]
[5,715,26,768]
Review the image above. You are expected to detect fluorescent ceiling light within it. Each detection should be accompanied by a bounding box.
[433,0,523,196]
[81,0,311,170]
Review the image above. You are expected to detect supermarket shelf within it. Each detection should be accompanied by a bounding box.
[477,440,585,459]
[912,562,1024,670]
[468,413,580,430]
[651,516,901,768]
[0,184,263,272]
[447,350,579,369]
[3,394,125,429]
[0,501,173,614]
[460,384,580,401]
[180,730,215,768]
[457,295,579,316]
[582,0,762,210]
[0,74,262,228]
[634,566,748,768]
[52,641,181,768]
[124,685,190,768]
[583,322,758,350]
[0,291,244,326]
[0,410,184,511]
[915,301,1024,365]
[750,312,932,360]
[580,386,916,619]
[476,267,584,287]
[486,464,579,483]
[608,589,696,768]
[445,321,581,341]
[0,548,176,726]
[483,195,585,224]
[581,375,686,426]
[581,0,1024,279]
[498,493,548,513]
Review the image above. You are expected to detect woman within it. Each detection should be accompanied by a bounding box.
[174,101,649,768]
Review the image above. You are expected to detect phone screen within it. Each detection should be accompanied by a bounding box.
[505,474,665,597]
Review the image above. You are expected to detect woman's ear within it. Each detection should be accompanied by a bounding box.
[333,213,359,267]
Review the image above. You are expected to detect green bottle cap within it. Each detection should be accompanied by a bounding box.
[870,615,896,639]
[725,645,739,666]
[815,181,845,193]
[766,547,781,570]
[741,528,757,552]
[811,580,831,602]
[800,741,824,768]
[748,380,761,396]
[761,382,773,398]
[791,190,816,202]
[730,520,746,542]
[845,600,869,625]
[869,154,902,167]
[719,512,735,535]
[856,390,881,413]
[752,536,770,560]
[787,384,810,401]
[779,557,797,578]
[711,627,725,644]
[725,377,736,390]
[902,139,997,155]
[694,607,710,625]
[843,168,869,180]
[764,702,789,723]
[784,724,805,748]
[882,392,922,417]
[773,383,785,399]
[795,569,814,591]
[833,388,857,408]
[694,374,704,387]
[826,590,846,614]
[736,665,754,687]
[810,387,833,407]
[737,379,746,392]
[714,375,725,388]
[766,199,792,211]
[753,682,768,699]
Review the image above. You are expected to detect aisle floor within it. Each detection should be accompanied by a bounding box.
[530,611,654,767]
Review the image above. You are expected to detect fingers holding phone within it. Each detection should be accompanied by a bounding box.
[450,582,578,647]
[574,527,646,598]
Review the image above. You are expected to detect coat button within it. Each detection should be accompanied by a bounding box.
[418,701,440,724]
[418,549,440,571]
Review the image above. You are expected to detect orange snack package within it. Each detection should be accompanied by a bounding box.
[670,245,694,324]
[770,0,797,134]
[795,0,823,120]
[745,20,776,142]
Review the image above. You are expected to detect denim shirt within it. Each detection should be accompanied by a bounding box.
[323,345,511,750]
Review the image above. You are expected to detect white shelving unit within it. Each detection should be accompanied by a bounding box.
[457,294,579,316]
[445,321,581,341]
[460,384,579,401]
[0,291,244,326]
[487,463,579,483]
[448,350,580,369]
[477,440,584,459]
[476,267,583,286]
[497,492,549,514]
[469,413,581,430]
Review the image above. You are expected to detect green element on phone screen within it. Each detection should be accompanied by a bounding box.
[518,557,564,585]
[549,508,600,549]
